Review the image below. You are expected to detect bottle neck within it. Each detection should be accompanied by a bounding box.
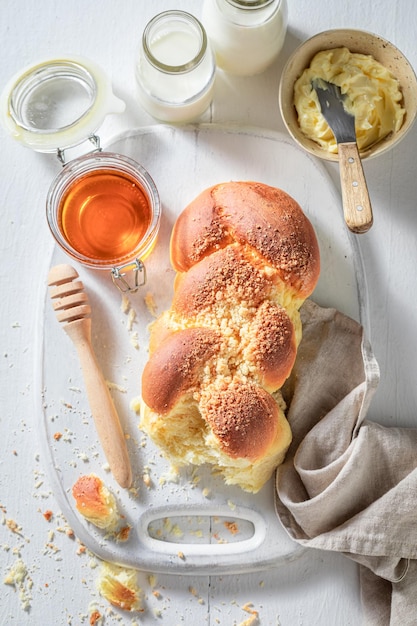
[225,0,275,8]
[216,0,281,27]
[142,10,207,75]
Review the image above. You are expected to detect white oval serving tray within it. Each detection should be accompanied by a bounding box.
[35,124,368,574]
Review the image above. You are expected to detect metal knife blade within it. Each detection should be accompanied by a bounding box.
[312,79,356,143]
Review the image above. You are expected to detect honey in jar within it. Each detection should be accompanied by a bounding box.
[59,168,152,262]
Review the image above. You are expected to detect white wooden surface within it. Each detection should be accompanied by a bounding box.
[1,1,416,624]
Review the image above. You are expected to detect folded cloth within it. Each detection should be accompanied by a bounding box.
[275,300,417,626]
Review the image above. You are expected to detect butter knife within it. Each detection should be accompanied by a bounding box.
[312,79,373,234]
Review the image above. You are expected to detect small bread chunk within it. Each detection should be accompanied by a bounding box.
[72,474,119,531]
[97,562,144,612]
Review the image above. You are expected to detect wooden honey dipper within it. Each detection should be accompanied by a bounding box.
[48,264,132,489]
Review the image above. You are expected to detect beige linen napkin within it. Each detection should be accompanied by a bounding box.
[275,300,417,625]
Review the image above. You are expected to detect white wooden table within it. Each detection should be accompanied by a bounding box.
[1,1,416,624]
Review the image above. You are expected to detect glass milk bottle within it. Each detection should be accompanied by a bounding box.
[202,0,287,76]
[135,10,216,123]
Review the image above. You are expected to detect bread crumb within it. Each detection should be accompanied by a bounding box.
[171,524,183,538]
[72,474,120,532]
[5,519,23,536]
[238,603,260,626]
[189,585,205,604]
[158,467,180,486]
[129,396,141,414]
[120,295,130,314]
[89,609,103,625]
[115,525,131,543]
[177,551,185,560]
[242,602,258,615]
[127,308,137,331]
[224,520,239,535]
[130,331,140,350]
[97,562,144,612]
[69,386,82,393]
[191,473,201,487]
[106,381,127,394]
[144,292,158,317]
[148,574,158,588]
[238,616,259,626]
[3,558,32,611]
[61,428,74,443]
[44,541,60,554]
[143,473,152,488]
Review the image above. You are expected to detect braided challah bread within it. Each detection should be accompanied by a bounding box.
[140,181,320,492]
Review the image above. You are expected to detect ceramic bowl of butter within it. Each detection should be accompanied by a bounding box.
[279,29,417,161]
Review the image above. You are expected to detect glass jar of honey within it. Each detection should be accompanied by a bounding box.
[46,152,160,290]
[0,55,161,292]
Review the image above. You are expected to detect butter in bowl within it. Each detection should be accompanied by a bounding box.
[279,28,417,162]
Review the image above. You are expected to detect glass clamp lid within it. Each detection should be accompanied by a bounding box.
[0,55,125,153]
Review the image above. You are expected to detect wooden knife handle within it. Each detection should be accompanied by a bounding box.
[338,142,373,234]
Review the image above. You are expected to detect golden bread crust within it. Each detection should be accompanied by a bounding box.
[142,327,222,413]
[201,380,279,460]
[172,245,271,316]
[246,300,297,391]
[170,181,320,298]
